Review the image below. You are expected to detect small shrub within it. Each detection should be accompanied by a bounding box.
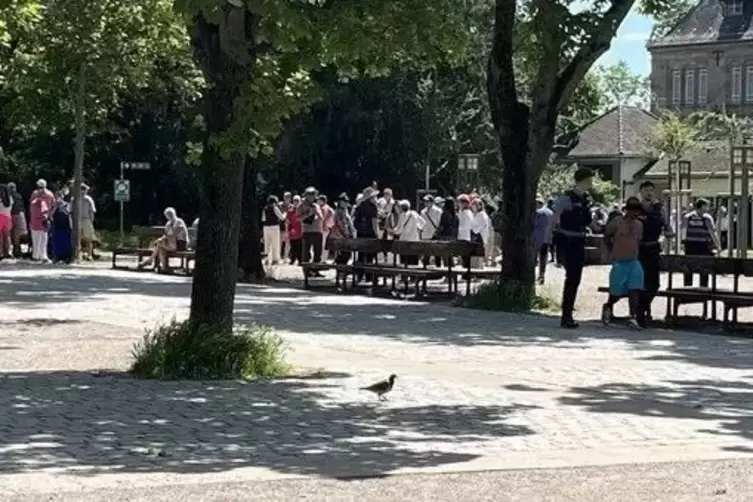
[130,320,289,380]
[465,280,558,312]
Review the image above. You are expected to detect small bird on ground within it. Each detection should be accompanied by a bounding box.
[361,374,397,401]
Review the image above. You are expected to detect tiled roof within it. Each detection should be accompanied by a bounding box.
[564,106,659,158]
[642,140,731,175]
[649,0,753,48]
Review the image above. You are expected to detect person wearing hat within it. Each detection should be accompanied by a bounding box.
[552,167,595,328]
[297,187,324,275]
[420,194,442,267]
[532,196,554,284]
[29,179,55,262]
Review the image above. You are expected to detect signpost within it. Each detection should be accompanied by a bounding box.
[117,161,150,240]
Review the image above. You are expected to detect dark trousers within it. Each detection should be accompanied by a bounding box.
[289,239,303,264]
[537,244,549,279]
[303,231,323,264]
[356,252,376,282]
[334,251,351,265]
[683,241,713,287]
[720,231,728,252]
[553,234,565,265]
[561,238,585,321]
[638,244,661,319]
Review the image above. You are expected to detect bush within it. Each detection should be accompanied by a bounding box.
[130,320,289,380]
[464,279,558,312]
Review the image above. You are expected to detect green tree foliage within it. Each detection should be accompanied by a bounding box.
[3,0,190,258]
[179,0,470,331]
[594,60,650,109]
[486,0,675,288]
[647,112,699,160]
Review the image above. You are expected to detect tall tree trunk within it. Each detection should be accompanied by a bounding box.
[188,9,256,332]
[71,62,86,261]
[487,0,633,291]
[239,158,265,282]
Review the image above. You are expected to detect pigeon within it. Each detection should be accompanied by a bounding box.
[361,374,397,401]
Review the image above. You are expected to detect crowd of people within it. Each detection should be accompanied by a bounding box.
[260,184,498,276]
[0,179,98,263]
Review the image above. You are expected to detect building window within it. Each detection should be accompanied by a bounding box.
[732,66,742,104]
[672,69,682,105]
[685,70,695,105]
[698,69,708,104]
[728,0,743,15]
[746,66,753,102]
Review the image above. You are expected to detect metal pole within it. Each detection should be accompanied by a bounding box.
[742,165,750,259]
[674,160,682,254]
[425,160,430,191]
[729,146,736,257]
[119,162,125,243]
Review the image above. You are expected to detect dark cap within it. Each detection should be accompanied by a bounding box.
[574,167,594,183]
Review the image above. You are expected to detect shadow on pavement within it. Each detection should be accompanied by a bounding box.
[2,269,753,371]
[0,371,535,478]
[559,378,753,453]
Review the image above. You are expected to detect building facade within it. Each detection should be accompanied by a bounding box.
[648,0,753,113]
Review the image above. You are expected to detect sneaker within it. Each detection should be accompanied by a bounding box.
[627,318,642,330]
[601,304,612,326]
[537,276,545,285]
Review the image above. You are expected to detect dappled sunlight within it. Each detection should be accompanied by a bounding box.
[0,371,534,478]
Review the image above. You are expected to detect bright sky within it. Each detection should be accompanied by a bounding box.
[596,10,655,76]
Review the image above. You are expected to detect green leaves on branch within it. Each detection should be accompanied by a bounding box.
[647,112,699,160]
[178,0,471,160]
[4,0,193,133]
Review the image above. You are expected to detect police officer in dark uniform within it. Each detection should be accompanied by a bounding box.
[636,181,672,326]
[681,198,721,287]
[553,167,595,329]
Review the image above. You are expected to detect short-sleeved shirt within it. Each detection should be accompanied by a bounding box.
[82,195,96,221]
[166,217,189,245]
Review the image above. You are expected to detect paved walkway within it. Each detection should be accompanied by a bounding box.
[1,265,753,497]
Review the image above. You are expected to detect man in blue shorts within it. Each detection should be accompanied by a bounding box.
[601,197,645,330]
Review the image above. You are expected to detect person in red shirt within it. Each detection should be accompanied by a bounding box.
[286,195,303,264]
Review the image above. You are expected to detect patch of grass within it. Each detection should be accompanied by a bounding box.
[130,319,290,380]
[464,279,559,313]
[96,230,138,251]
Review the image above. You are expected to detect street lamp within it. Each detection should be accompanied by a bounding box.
[457,153,480,193]
[730,145,753,258]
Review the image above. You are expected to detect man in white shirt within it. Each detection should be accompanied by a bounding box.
[419,195,441,240]
[457,194,473,242]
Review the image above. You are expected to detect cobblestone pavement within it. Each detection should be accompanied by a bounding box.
[1,264,753,496]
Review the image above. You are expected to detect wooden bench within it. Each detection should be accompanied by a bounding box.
[597,254,753,326]
[112,225,197,274]
[304,238,393,290]
[310,238,484,297]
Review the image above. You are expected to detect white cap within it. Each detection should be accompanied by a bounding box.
[37,179,47,188]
